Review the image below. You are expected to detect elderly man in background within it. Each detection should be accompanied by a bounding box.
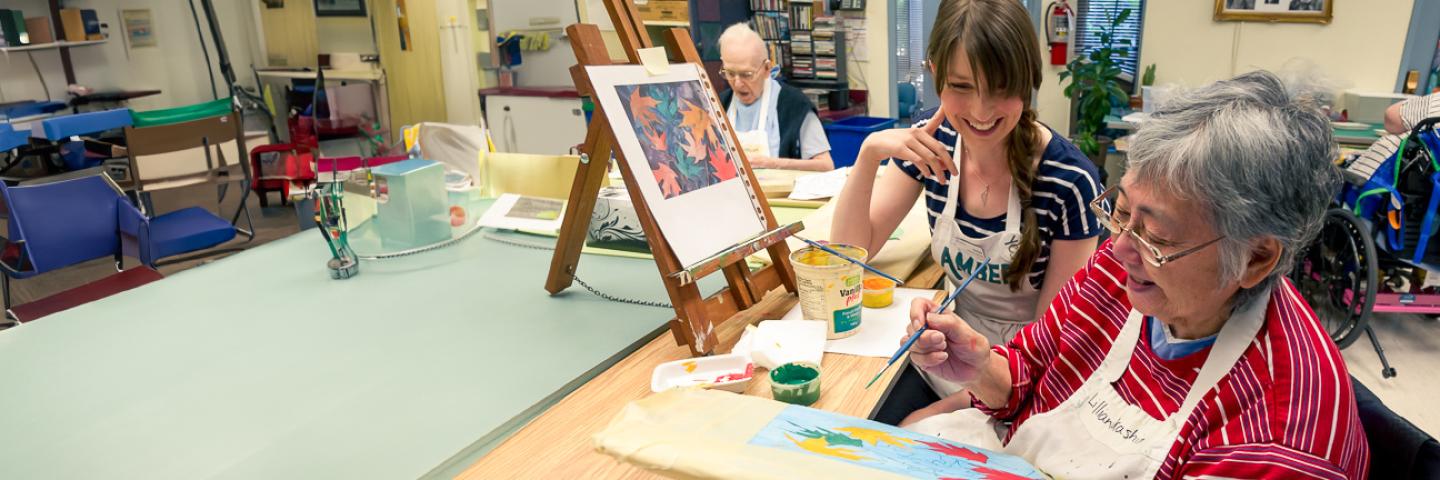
[717,23,833,171]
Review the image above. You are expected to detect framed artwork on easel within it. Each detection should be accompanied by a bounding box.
[315,0,367,17]
[587,64,768,267]
[547,3,800,355]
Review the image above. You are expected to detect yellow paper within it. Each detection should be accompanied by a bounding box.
[638,47,671,76]
[480,152,608,199]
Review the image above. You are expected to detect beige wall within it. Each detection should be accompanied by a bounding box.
[859,0,891,117]
[0,0,263,110]
[317,17,378,55]
[375,0,449,129]
[1034,0,1415,135]
[259,0,320,67]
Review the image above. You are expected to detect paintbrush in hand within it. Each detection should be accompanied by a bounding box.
[865,256,992,389]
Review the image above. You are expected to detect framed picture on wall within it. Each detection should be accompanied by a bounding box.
[1214,0,1332,24]
[314,0,367,17]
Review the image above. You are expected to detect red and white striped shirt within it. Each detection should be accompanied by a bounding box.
[976,241,1370,479]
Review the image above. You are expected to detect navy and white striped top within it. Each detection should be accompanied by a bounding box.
[894,112,1103,289]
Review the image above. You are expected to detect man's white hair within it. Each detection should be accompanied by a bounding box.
[718,23,767,62]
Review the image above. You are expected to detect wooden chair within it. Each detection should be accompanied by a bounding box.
[123,112,255,264]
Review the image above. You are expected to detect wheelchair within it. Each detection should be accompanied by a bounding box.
[1291,116,1440,379]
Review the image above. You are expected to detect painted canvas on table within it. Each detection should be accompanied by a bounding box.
[586,64,766,268]
[748,406,1046,479]
[616,81,739,199]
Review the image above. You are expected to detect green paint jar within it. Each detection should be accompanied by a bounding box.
[769,362,822,406]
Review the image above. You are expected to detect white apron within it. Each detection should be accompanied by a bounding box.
[728,78,774,160]
[922,135,1039,397]
[909,288,1269,479]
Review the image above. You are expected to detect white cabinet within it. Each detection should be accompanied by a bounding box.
[483,94,588,155]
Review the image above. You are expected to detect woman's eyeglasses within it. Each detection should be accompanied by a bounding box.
[1090,185,1224,268]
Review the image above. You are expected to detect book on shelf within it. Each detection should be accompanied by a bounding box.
[765,42,789,69]
[803,89,828,110]
[751,11,789,40]
[789,4,813,30]
[749,0,786,11]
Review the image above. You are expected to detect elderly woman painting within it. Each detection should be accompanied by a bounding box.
[903,71,1370,479]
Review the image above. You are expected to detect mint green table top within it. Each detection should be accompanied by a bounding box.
[0,201,717,479]
[1333,122,1385,146]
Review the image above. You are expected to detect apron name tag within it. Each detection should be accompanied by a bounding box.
[1086,396,1147,444]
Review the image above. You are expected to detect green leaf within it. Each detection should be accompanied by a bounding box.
[1113,8,1132,27]
[1107,84,1129,103]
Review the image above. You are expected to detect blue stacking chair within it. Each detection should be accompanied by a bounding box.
[0,174,163,324]
[0,122,27,152]
[36,108,133,171]
[122,112,255,264]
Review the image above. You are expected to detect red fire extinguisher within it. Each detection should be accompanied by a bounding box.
[1045,1,1075,66]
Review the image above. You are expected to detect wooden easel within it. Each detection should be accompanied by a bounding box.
[546,0,799,356]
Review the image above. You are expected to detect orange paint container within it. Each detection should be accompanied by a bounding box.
[862,276,896,308]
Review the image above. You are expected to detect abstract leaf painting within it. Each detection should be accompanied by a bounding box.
[586,64,765,268]
[616,81,739,200]
[747,406,1046,479]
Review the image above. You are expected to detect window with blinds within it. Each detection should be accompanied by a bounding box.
[1074,0,1146,81]
[896,0,925,83]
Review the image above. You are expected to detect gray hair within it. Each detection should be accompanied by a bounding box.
[1127,70,1340,308]
[718,23,767,62]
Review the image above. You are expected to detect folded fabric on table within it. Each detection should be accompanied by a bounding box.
[593,388,1046,480]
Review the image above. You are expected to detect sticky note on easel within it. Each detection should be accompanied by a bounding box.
[638,47,670,76]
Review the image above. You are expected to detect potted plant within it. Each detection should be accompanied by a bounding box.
[1058,6,1133,163]
[1131,63,1155,109]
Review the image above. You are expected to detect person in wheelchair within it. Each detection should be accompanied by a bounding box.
[901,71,1370,479]
[1385,91,1439,135]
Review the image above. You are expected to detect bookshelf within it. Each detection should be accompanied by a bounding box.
[0,38,107,53]
[749,4,789,73]
[786,8,847,110]
[742,0,851,112]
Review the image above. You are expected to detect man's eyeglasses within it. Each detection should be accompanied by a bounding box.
[720,62,770,82]
[1089,185,1224,268]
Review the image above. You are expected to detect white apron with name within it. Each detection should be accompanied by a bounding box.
[728,78,774,160]
[922,135,1039,397]
[909,287,1269,479]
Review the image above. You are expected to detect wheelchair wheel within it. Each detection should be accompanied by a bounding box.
[1290,208,1376,349]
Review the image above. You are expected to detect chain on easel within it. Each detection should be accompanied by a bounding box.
[483,232,673,309]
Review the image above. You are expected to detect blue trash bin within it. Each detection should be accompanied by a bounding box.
[824,116,897,168]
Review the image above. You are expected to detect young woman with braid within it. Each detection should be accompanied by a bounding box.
[831,0,1103,425]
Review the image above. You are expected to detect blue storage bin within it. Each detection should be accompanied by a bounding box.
[824,116,896,168]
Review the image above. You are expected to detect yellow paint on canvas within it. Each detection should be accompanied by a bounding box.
[835,427,916,448]
[785,434,867,461]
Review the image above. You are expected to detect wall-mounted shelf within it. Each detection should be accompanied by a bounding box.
[0,39,107,54]
[644,20,689,27]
